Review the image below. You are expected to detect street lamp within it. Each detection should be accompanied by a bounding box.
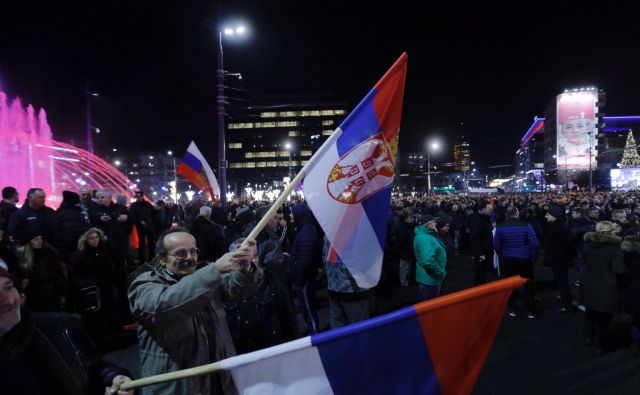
[215,21,247,209]
[427,141,440,193]
[85,79,99,155]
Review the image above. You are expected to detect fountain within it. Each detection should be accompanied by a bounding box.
[0,91,132,205]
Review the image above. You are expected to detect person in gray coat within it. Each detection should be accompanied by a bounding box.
[581,221,625,353]
[128,228,264,395]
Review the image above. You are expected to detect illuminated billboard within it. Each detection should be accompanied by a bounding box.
[611,168,640,189]
[556,90,598,169]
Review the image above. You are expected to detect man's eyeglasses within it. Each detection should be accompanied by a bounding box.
[168,247,200,259]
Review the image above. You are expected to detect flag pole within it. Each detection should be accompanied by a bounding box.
[242,168,306,245]
[240,129,342,247]
[119,362,222,391]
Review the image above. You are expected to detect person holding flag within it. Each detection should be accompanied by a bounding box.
[119,53,526,395]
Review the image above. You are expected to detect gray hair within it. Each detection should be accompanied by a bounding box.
[96,189,112,198]
[199,206,212,218]
[77,227,107,251]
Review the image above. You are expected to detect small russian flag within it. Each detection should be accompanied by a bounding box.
[177,141,221,199]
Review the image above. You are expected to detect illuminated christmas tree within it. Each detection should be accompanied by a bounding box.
[620,131,640,168]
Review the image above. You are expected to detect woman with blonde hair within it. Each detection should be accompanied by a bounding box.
[16,230,67,312]
[68,227,116,348]
[581,221,625,354]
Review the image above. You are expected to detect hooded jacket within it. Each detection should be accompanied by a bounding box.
[581,232,625,313]
[290,204,323,287]
[621,235,640,313]
[414,226,447,286]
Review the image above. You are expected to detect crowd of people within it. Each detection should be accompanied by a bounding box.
[390,191,640,356]
[1,184,639,394]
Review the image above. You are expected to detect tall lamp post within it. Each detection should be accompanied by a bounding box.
[285,142,292,178]
[215,23,246,208]
[427,141,440,193]
[85,80,99,155]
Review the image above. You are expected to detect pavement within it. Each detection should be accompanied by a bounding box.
[104,253,640,394]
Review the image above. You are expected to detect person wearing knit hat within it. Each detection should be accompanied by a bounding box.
[581,220,625,353]
[61,190,81,206]
[52,191,89,260]
[543,203,575,313]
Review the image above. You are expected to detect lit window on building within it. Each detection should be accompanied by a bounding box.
[246,162,256,168]
[335,110,346,115]
[302,110,320,116]
[255,122,276,128]
[322,120,334,126]
[276,121,298,127]
[228,143,243,149]
[278,151,289,157]
[267,161,277,167]
[288,131,300,137]
[256,162,267,168]
[300,150,312,157]
[228,122,254,129]
[301,160,309,165]
[260,112,277,118]
[322,129,332,136]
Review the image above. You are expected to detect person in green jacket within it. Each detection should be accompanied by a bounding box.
[414,214,447,301]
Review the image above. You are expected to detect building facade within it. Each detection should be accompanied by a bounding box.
[453,137,470,172]
[225,101,348,192]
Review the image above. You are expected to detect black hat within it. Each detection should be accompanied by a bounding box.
[419,213,435,225]
[547,206,564,219]
[436,216,450,229]
[62,190,81,206]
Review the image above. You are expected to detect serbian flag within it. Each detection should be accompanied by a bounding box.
[303,53,407,288]
[177,141,221,199]
[215,277,526,395]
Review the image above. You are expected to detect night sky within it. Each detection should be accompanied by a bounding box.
[2,1,640,173]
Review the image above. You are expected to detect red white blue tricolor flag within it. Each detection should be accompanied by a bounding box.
[219,277,526,395]
[303,53,407,288]
[177,141,221,199]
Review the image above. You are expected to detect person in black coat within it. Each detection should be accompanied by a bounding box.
[469,202,494,285]
[0,268,134,395]
[290,203,324,334]
[51,191,90,261]
[621,234,640,356]
[544,206,576,312]
[449,203,464,254]
[189,206,225,262]
[396,208,415,287]
[16,230,67,313]
[88,189,131,325]
[68,228,116,349]
[7,188,55,245]
[0,186,19,236]
[129,191,156,264]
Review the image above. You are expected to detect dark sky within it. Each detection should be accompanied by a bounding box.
[2,1,640,171]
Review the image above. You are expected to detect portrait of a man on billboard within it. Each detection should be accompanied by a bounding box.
[556,91,597,169]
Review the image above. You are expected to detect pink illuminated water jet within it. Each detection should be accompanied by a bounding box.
[0,91,132,205]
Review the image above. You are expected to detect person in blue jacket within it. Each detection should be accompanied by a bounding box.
[493,206,539,317]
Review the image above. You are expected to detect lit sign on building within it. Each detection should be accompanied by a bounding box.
[611,168,640,189]
[556,90,598,169]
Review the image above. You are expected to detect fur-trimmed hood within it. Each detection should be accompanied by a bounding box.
[621,235,640,253]
[583,232,622,245]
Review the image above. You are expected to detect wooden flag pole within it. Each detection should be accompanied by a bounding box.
[119,362,222,391]
[241,169,306,247]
